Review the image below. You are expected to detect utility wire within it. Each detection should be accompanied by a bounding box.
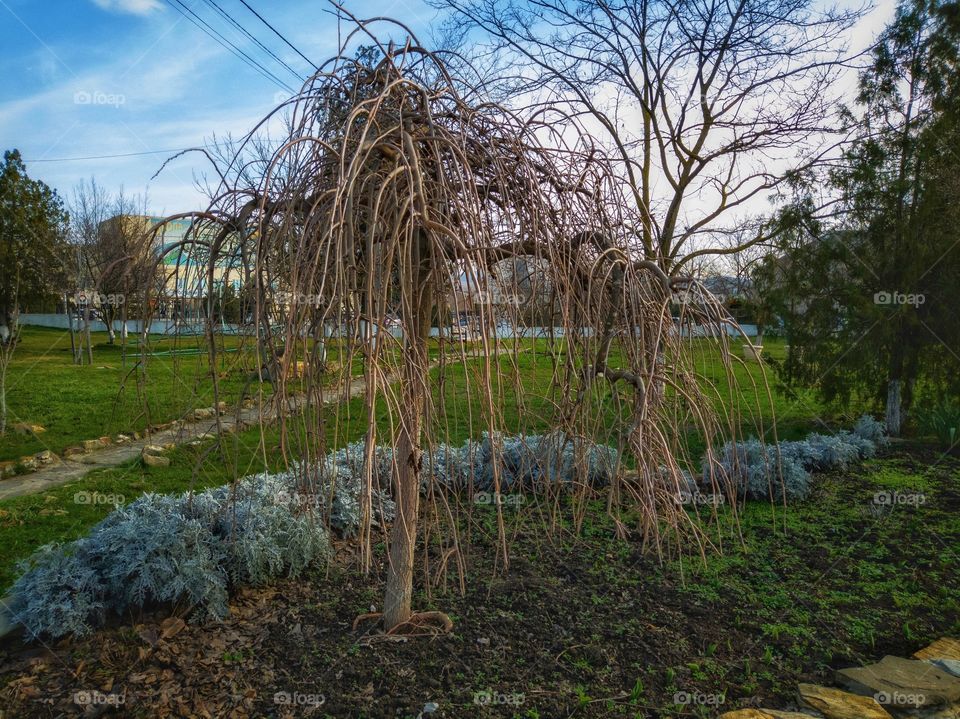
[235,0,318,72]
[200,0,306,84]
[162,0,297,93]
[25,149,194,163]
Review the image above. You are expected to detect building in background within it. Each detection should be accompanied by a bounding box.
[116,215,246,322]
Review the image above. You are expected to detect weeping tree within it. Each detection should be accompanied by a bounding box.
[146,21,757,633]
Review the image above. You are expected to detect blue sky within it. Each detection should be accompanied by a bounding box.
[0,0,438,214]
[1,0,894,218]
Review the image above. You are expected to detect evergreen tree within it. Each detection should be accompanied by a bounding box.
[763,0,960,434]
[0,150,70,338]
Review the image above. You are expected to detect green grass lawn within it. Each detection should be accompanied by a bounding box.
[0,327,257,462]
[0,335,839,591]
[0,327,482,464]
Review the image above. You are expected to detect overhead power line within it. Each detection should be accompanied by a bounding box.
[163,0,298,94]
[24,149,194,163]
[235,0,319,72]
[200,0,306,84]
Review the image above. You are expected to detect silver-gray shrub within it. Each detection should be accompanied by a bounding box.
[197,473,331,585]
[852,414,889,447]
[92,493,232,621]
[834,430,877,460]
[424,432,619,492]
[312,443,397,535]
[9,474,331,640]
[700,417,886,502]
[5,541,106,639]
[703,438,812,501]
[797,432,864,471]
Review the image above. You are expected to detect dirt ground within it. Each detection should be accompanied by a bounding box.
[1,442,958,718]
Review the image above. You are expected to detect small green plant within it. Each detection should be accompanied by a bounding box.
[222,649,247,663]
[918,400,960,450]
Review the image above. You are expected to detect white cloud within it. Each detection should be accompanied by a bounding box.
[91,0,162,15]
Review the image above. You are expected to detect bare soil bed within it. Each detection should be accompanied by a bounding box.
[1,442,957,718]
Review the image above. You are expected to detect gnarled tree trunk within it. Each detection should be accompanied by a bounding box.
[383,231,433,630]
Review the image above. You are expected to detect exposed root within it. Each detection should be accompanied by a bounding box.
[351,610,454,638]
[387,611,454,636]
[352,612,383,631]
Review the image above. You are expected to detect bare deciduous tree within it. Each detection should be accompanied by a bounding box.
[437,0,861,270]
[71,180,158,357]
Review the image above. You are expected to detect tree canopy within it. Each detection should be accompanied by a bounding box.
[759,0,960,434]
[0,150,70,333]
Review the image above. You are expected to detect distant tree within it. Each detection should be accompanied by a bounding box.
[0,150,70,339]
[0,150,70,432]
[217,282,242,324]
[71,179,158,349]
[764,0,960,434]
[703,226,777,343]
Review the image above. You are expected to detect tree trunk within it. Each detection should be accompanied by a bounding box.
[0,345,7,435]
[885,334,910,436]
[0,305,12,346]
[886,378,903,436]
[0,305,15,435]
[0,363,6,435]
[382,231,432,631]
[65,295,79,365]
[83,307,94,365]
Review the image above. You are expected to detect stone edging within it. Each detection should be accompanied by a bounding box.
[0,401,243,481]
[720,637,960,718]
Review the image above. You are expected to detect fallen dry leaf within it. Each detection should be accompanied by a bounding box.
[160,617,186,640]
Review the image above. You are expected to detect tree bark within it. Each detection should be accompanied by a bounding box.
[383,231,432,631]
[886,378,902,436]
[82,306,94,365]
[0,362,6,435]
[65,294,79,365]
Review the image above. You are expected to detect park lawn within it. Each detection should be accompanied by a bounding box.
[0,327,482,464]
[0,327,257,462]
[2,338,835,591]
